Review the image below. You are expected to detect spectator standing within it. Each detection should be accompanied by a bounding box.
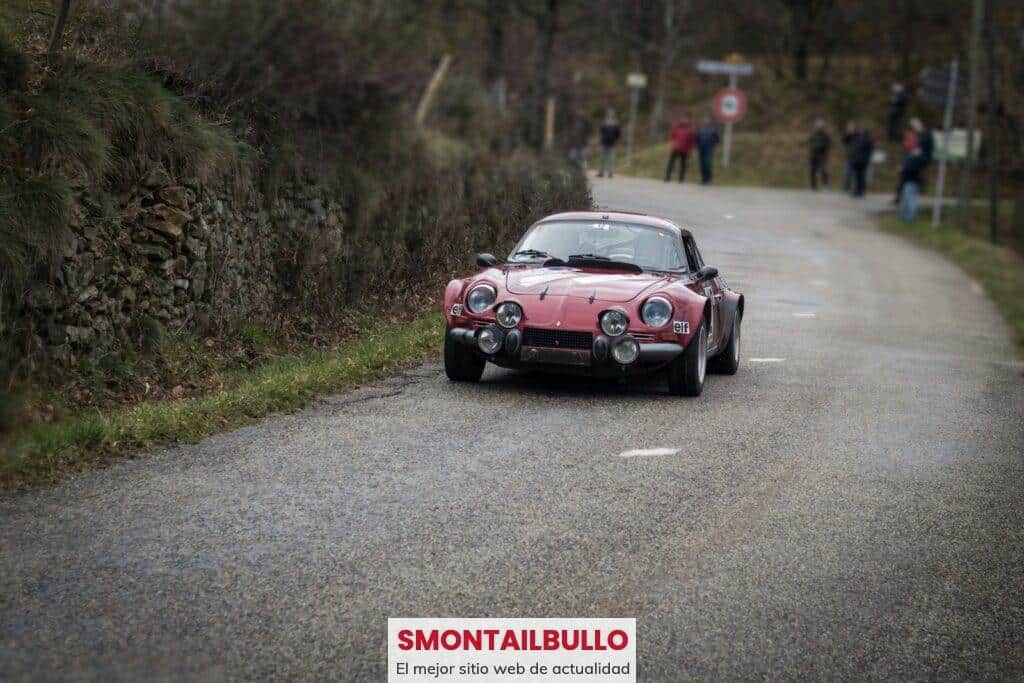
[913,117,934,164]
[892,127,919,204]
[849,124,874,197]
[664,114,696,183]
[695,115,721,185]
[841,121,857,191]
[887,83,908,142]
[597,109,621,178]
[899,118,935,221]
[807,118,832,190]
[568,109,593,170]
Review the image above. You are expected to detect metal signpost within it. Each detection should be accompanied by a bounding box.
[697,59,753,168]
[625,72,647,167]
[929,60,959,228]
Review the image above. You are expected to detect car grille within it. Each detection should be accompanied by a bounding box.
[523,327,593,350]
[631,332,655,342]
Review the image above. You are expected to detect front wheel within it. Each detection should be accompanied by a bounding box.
[709,314,741,375]
[444,331,486,382]
[667,321,707,396]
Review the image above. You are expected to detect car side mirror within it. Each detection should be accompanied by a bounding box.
[697,265,719,281]
[476,253,498,268]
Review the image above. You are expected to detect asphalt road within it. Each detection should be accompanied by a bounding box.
[3,178,1023,681]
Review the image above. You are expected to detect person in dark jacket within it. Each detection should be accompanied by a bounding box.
[695,115,721,184]
[892,126,920,204]
[841,121,857,191]
[597,108,621,178]
[807,118,832,190]
[887,83,908,142]
[914,117,934,164]
[665,114,696,182]
[893,118,935,205]
[898,118,935,220]
[848,124,874,197]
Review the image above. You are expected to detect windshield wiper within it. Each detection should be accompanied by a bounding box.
[564,254,642,273]
[512,249,550,259]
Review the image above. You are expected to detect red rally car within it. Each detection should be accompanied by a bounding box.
[443,211,744,396]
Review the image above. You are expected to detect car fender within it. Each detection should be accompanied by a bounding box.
[718,290,744,334]
[444,279,467,325]
[662,283,708,348]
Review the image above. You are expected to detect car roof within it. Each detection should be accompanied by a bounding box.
[534,210,692,238]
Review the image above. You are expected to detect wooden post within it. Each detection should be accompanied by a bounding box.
[415,55,453,126]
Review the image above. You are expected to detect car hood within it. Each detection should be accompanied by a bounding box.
[505,267,669,303]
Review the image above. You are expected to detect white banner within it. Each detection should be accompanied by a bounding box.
[387,618,636,683]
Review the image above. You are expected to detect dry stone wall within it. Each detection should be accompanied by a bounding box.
[20,164,343,364]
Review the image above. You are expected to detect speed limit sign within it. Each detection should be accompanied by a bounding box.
[713,87,747,123]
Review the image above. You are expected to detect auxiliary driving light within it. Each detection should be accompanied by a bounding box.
[477,326,503,354]
[504,329,522,354]
[612,336,640,364]
[600,310,629,337]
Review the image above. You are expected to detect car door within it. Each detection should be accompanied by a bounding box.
[685,236,722,349]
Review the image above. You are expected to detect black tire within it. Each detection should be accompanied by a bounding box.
[709,313,741,375]
[667,320,707,396]
[444,331,486,382]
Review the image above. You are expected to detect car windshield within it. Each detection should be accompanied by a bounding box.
[509,220,687,272]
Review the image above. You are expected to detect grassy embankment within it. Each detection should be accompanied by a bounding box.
[877,215,1024,355]
[2,315,444,488]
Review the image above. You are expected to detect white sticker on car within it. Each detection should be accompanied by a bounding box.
[450,303,462,316]
[673,321,689,334]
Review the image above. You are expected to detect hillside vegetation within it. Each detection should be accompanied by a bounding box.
[0,1,590,486]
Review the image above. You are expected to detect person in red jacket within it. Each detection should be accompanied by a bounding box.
[665,114,696,183]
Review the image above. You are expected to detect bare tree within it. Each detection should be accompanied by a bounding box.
[984,1,997,243]
[483,0,508,110]
[518,0,560,149]
[1012,22,1024,241]
[779,0,836,82]
[47,0,73,60]
[648,1,692,141]
[956,0,984,230]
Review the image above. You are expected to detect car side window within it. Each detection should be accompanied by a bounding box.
[683,237,702,271]
[691,240,706,269]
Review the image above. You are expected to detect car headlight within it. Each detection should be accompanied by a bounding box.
[477,326,503,354]
[495,302,523,328]
[466,284,497,313]
[600,310,629,337]
[612,336,640,364]
[641,296,673,328]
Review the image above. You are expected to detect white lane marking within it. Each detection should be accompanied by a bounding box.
[793,312,817,318]
[749,357,785,363]
[617,448,679,458]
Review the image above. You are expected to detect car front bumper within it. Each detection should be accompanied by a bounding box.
[448,326,683,376]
